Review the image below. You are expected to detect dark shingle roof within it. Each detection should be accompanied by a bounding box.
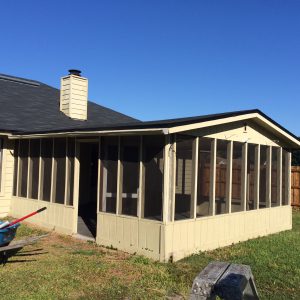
[0,73,139,133]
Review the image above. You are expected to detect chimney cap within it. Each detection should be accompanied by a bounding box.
[68,69,81,76]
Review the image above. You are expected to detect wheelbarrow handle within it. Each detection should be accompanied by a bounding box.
[4,207,47,228]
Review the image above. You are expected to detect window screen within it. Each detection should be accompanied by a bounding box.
[143,135,164,220]
[19,139,29,198]
[246,144,256,210]
[259,145,268,208]
[282,149,288,205]
[231,142,243,212]
[271,147,279,207]
[66,138,75,206]
[120,136,140,217]
[0,139,3,193]
[175,135,194,220]
[197,138,212,217]
[40,139,53,201]
[215,140,228,215]
[100,137,118,213]
[28,139,40,199]
[53,138,66,204]
[13,140,19,196]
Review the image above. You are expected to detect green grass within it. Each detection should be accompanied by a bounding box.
[0,212,299,299]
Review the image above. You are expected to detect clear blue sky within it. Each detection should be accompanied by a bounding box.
[1,1,300,134]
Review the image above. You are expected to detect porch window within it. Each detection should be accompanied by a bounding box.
[271,147,279,207]
[259,145,268,208]
[18,139,29,198]
[246,143,256,210]
[231,142,243,212]
[0,139,3,193]
[40,138,53,202]
[197,137,212,217]
[66,138,75,206]
[142,135,164,220]
[13,140,19,196]
[28,139,40,199]
[100,137,118,213]
[215,139,228,215]
[282,149,288,205]
[175,135,194,220]
[120,136,140,217]
[53,138,66,204]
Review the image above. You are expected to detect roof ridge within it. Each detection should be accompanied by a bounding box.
[0,73,40,86]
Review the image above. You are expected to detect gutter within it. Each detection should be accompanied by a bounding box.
[9,127,170,139]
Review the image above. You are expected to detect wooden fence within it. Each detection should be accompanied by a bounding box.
[292,166,300,207]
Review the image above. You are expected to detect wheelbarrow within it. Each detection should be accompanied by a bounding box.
[0,207,48,264]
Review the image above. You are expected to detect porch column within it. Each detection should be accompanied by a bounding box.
[191,137,199,219]
[254,144,260,209]
[209,138,216,216]
[277,147,282,206]
[73,138,80,234]
[241,143,248,211]
[163,135,171,224]
[266,146,272,207]
[286,152,291,205]
[226,141,233,213]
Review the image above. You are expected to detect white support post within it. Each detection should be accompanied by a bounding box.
[116,136,122,215]
[97,137,101,213]
[64,137,68,206]
[171,137,176,222]
[163,135,170,224]
[50,138,55,203]
[138,136,143,219]
[241,143,248,211]
[226,141,233,213]
[16,140,20,197]
[73,138,80,234]
[191,137,199,219]
[254,144,260,209]
[37,139,42,201]
[266,146,272,208]
[286,152,291,205]
[209,139,216,216]
[277,147,282,206]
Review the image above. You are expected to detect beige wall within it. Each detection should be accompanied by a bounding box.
[0,138,14,217]
[164,205,292,261]
[96,212,163,260]
[10,197,75,234]
[96,205,291,262]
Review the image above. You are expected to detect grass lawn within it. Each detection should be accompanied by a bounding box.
[0,211,299,300]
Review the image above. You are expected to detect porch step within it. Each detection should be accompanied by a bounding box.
[77,216,95,239]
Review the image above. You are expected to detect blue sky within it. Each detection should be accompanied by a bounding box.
[1,1,300,134]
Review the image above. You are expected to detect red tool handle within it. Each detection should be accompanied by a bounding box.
[5,207,47,228]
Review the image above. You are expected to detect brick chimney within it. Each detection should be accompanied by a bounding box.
[60,69,88,120]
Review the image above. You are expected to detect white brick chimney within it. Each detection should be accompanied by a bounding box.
[60,69,88,120]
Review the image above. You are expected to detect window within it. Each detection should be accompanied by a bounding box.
[246,144,256,210]
[231,142,243,212]
[120,136,140,216]
[40,139,53,202]
[13,140,19,196]
[271,147,279,207]
[215,140,228,215]
[66,138,75,206]
[197,138,212,217]
[100,137,118,213]
[282,149,288,205]
[18,139,29,197]
[53,138,66,204]
[0,139,3,193]
[259,145,268,208]
[28,139,40,199]
[175,135,194,220]
[142,135,164,220]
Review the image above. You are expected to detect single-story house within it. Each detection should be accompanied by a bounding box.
[0,70,299,261]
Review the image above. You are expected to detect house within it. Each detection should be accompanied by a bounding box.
[0,70,299,261]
